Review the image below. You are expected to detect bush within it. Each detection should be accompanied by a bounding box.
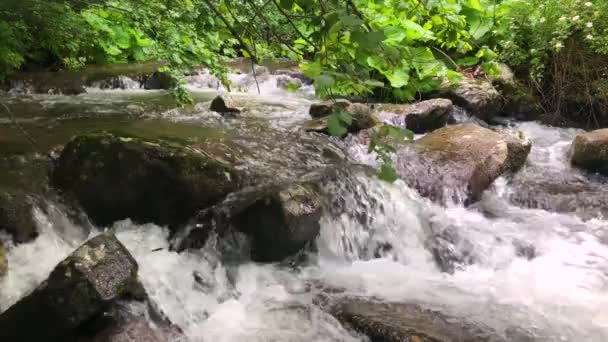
[495,0,608,126]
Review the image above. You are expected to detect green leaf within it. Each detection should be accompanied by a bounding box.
[379,163,399,183]
[340,15,364,27]
[327,114,348,137]
[457,56,479,66]
[315,74,335,88]
[385,68,410,88]
[337,111,352,125]
[363,79,385,88]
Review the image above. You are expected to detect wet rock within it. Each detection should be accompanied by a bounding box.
[0,244,7,277]
[394,123,531,204]
[324,297,506,342]
[85,319,164,342]
[570,128,608,175]
[0,234,139,342]
[209,95,241,115]
[52,133,241,228]
[179,169,336,262]
[426,224,475,273]
[495,82,542,121]
[441,78,502,122]
[91,76,141,90]
[276,76,303,90]
[506,175,608,219]
[0,191,38,243]
[143,72,173,90]
[272,69,310,84]
[309,99,352,119]
[377,99,453,133]
[306,100,378,136]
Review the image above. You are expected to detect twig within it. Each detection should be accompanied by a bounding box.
[201,0,258,63]
[270,0,315,47]
[242,0,304,56]
[431,47,460,71]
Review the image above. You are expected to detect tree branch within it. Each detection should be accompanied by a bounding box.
[270,0,315,47]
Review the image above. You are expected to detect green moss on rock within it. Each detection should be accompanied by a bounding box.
[52,132,242,228]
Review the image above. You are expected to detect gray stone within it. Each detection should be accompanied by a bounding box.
[178,170,334,262]
[52,133,242,228]
[0,191,38,243]
[209,95,241,115]
[443,78,502,121]
[394,123,531,204]
[306,100,378,136]
[0,234,139,342]
[324,297,506,342]
[376,99,453,133]
[570,128,608,175]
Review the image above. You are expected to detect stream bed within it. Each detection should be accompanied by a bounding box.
[1,71,607,341]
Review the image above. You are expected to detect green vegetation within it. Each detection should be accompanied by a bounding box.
[1,0,607,122]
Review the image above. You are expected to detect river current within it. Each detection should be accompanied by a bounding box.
[1,72,607,341]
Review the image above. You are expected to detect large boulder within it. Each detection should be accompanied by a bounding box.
[570,129,608,175]
[0,234,139,342]
[442,78,502,122]
[0,191,38,243]
[395,123,531,204]
[306,100,378,136]
[323,297,506,342]
[52,133,242,228]
[177,170,334,262]
[376,99,454,133]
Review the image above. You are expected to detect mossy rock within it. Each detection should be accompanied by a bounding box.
[0,234,139,341]
[52,133,242,228]
[394,123,531,204]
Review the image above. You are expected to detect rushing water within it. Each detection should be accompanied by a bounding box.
[1,71,608,341]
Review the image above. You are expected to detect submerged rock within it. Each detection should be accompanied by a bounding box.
[441,78,502,122]
[0,191,38,243]
[570,128,608,175]
[209,95,241,115]
[0,234,139,342]
[395,123,531,204]
[52,133,241,228]
[376,99,453,133]
[323,297,506,342]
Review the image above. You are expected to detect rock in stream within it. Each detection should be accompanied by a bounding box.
[320,296,507,342]
[0,234,140,342]
[52,133,242,229]
[393,123,531,204]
